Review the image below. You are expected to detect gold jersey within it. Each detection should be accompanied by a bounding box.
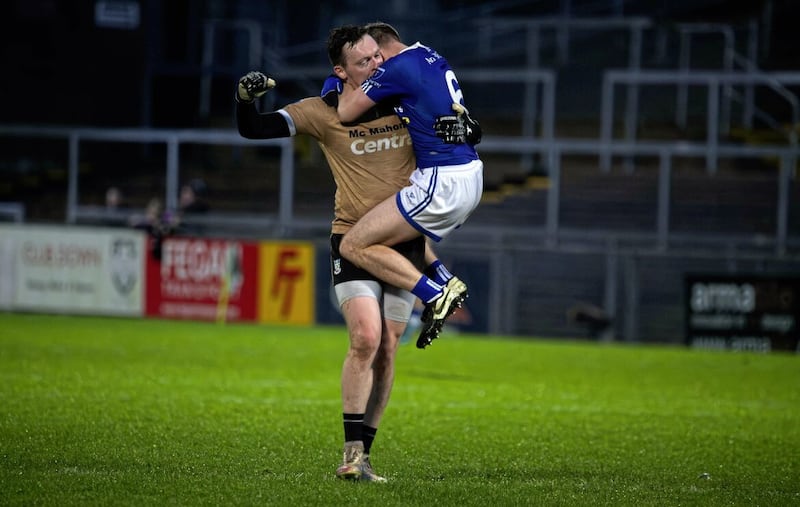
[282,97,415,234]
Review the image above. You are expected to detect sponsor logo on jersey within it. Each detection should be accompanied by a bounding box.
[370,67,385,80]
[350,133,412,155]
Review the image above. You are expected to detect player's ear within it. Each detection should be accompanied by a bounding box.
[333,65,347,81]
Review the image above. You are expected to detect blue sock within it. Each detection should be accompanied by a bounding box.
[424,260,453,286]
[411,276,443,303]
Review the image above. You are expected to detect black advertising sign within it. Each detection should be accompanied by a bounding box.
[685,275,800,353]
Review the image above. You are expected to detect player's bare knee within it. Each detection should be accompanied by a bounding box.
[350,339,378,364]
[349,325,381,358]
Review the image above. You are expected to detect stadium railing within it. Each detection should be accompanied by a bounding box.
[0,124,795,253]
[0,202,25,222]
[600,69,800,172]
[0,125,296,235]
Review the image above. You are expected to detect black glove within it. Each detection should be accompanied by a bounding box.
[237,71,276,103]
[433,103,482,145]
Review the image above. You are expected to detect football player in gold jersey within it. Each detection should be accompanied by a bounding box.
[236,25,463,482]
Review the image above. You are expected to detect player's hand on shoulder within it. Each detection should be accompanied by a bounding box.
[320,74,344,96]
[434,103,482,146]
[320,74,344,106]
[237,71,276,103]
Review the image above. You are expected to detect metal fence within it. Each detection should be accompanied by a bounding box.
[1,122,797,342]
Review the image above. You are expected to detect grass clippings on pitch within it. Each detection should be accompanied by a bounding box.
[0,313,798,506]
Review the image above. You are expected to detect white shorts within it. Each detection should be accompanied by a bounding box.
[333,280,416,323]
[396,159,483,242]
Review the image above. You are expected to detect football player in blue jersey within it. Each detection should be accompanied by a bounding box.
[337,22,484,349]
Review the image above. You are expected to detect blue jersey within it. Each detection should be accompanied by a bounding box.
[360,42,479,169]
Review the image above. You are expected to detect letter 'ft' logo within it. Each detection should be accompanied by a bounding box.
[272,249,303,318]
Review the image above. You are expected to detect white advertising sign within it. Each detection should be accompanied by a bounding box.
[0,225,145,316]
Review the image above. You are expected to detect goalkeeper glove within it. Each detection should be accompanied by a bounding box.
[453,103,482,146]
[237,71,276,103]
[434,103,482,145]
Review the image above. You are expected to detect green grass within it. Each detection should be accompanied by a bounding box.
[0,313,798,506]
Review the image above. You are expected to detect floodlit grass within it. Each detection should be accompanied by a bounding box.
[1,312,798,506]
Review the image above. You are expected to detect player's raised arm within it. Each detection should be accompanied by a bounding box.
[237,70,276,103]
[235,71,291,140]
[337,83,377,123]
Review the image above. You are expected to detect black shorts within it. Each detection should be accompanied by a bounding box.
[330,234,426,286]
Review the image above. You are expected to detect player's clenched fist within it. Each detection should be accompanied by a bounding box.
[237,71,276,103]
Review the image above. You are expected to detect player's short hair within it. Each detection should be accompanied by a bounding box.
[364,22,402,46]
[327,24,368,67]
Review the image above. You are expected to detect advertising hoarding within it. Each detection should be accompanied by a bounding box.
[258,242,315,325]
[685,274,800,353]
[0,225,144,315]
[145,236,258,322]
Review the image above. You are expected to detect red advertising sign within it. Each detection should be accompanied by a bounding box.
[145,236,258,322]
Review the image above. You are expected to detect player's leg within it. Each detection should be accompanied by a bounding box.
[359,316,404,483]
[336,293,382,480]
[339,197,423,292]
[423,240,455,286]
[363,316,404,435]
[409,165,483,346]
[341,166,480,349]
[359,282,417,482]
[359,237,424,481]
[340,196,452,315]
[331,234,385,481]
[341,200,466,349]
[416,276,468,348]
[415,241,466,348]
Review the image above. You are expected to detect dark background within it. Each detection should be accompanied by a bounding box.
[1,0,797,128]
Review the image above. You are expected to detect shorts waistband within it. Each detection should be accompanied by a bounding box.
[422,159,482,172]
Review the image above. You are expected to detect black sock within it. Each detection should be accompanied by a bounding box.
[362,425,378,455]
[343,413,364,443]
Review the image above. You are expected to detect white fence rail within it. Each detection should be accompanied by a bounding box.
[0,124,796,254]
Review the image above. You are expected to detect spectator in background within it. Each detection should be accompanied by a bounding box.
[129,197,177,260]
[177,179,209,235]
[105,186,123,211]
[99,186,125,227]
[179,179,210,214]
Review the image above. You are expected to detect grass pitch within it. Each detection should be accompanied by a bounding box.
[0,312,798,506]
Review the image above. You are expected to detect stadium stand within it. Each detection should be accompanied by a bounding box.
[2,0,799,343]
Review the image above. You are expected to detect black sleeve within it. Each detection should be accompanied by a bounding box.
[236,97,291,139]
